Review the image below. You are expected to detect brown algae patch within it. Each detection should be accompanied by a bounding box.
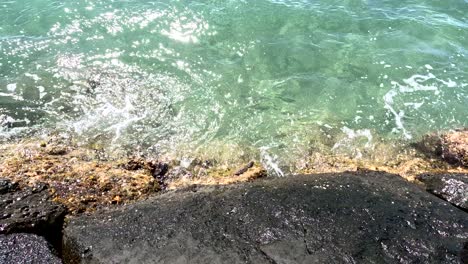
[0,140,160,214]
[0,137,267,214]
[297,135,468,182]
[167,163,267,190]
[1,129,468,215]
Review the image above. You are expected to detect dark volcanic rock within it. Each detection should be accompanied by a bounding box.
[0,233,61,264]
[63,172,468,264]
[0,179,67,243]
[417,173,468,211]
[0,178,18,194]
[234,161,255,176]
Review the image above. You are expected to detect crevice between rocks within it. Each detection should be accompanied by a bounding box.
[423,187,468,214]
[257,247,279,264]
[0,179,68,263]
[422,190,468,214]
[300,221,313,255]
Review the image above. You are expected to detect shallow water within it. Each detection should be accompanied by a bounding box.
[1,0,467,174]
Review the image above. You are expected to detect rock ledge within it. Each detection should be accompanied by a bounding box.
[63,172,468,264]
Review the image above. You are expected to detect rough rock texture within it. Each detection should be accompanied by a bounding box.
[417,173,468,211]
[417,129,468,167]
[63,172,468,264]
[0,233,61,264]
[0,178,18,194]
[441,129,468,167]
[0,179,67,245]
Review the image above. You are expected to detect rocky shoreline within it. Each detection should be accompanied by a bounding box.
[0,136,267,215]
[0,129,467,263]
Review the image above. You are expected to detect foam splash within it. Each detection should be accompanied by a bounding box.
[383,69,462,140]
[383,89,412,139]
[332,127,374,159]
[260,147,285,177]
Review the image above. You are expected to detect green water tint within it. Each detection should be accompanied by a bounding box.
[0,0,467,175]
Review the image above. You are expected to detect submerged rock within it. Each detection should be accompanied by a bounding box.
[0,233,62,264]
[234,161,255,176]
[63,172,467,264]
[0,179,67,243]
[417,173,468,211]
[417,129,468,167]
[45,144,69,155]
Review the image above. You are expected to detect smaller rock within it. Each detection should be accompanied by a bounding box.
[415,133,443,156]
[417,173,468,211]
[0,178,18,194]
[416,129,468,167]
[0,233,61,264]
[149,162,169,178]
[441,129,468,167]
[0,180,67,239]
[122,159,143,171]
[46,145,68,155]
[149,162,169,188]
[234,161,255,176]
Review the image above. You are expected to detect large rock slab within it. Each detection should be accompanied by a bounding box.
[417,173,468,211]
[0,179,67,244]
[63,172,468,264]
[0,233,61,264]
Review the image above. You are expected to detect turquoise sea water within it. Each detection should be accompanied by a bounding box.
[0,0,467,173]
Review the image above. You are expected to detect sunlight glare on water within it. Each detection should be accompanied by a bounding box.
[0,0,467,174]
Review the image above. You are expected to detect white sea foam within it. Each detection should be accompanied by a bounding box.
[382,69,463,139]
[260,147,285,177]
[6,83,16,92]
[383,89,411,139]
[0,92,23,101]
[332,127,373,158]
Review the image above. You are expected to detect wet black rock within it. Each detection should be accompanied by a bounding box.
[63,172,468,264]
[234,161,255,176]
[149,162,169,188]
[417,173,468,211]
[0,178,18,194]
[0,233,62,264]
[150,162,169,178]
[0,179,67,245]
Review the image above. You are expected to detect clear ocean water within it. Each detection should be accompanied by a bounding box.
[1,0,467,173]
